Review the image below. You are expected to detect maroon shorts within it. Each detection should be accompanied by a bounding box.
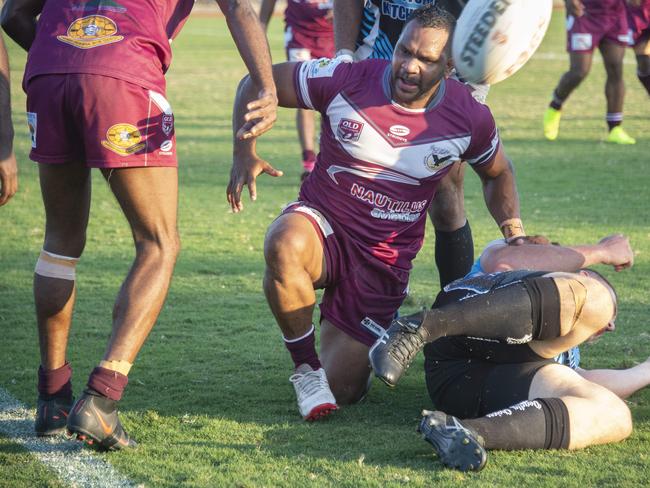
[628,3,650,45]
[25,74,177,168]
[565,11,630,52]
[283,202,409,347]
[284,26,334,61]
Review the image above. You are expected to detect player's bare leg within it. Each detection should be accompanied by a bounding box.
[634,37,650,96]
[448,364,631,462]
[34,162,91,435]
[600,40,634,143]
[578,357,650,399]
[297,108,316,180]
[264,213,337,420]
[99,166,180,364]
[67,166,180,450]
[320,320,372,405]
[529,364,632,449]
[544,51,593,140]
[428,163,472,289]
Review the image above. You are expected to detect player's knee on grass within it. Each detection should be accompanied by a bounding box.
[264,216,315,276]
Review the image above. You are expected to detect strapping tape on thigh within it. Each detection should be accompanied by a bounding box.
[35,250,79,280]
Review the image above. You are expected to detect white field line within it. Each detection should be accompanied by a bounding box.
[0,387,138,488]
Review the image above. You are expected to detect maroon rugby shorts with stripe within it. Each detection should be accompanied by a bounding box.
[25,74,177,168]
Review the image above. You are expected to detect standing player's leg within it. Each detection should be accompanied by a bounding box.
[544,51,593,140]
[634,35,650,95]
[263,211,337,420]
[428,163,473,290]
[600,40,635,144]
[67,166,180,449]
[297,107,317,180]
[34,162,91,436]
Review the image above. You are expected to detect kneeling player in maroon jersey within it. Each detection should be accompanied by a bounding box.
[228,4,529,421]
[2,0,277,450]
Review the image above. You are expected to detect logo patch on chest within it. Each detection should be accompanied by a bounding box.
[57,15,124,49]
[337,118,364,142]
[424,146,454,172]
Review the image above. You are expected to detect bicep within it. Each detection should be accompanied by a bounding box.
[473,144,512,181]
[272,62,301,109]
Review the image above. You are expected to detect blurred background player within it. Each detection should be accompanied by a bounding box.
[228,5,526,421]
[1,0,277,449]
[626,0,650,97]
[0,30,17,206]
[259,0,334,181]
[543,0,636,144]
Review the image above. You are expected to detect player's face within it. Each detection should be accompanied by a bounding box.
[391,22,452,109]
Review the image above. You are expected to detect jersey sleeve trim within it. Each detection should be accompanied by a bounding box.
[465,130,500,167]
[294,61,315,110]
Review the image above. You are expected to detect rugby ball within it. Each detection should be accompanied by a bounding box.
[452,0,553,84]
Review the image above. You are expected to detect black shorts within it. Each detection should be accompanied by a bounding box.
[424,272,561,418]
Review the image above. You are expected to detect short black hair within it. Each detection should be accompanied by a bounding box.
[405,3,457,34]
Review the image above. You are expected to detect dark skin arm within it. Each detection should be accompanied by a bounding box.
[333,0,364,55]
[0,32,17,206]
[0,0,45,51]
[227,62,302,211]
[258,0,277,30]
[473,145,522,237]
[217,0,278,139]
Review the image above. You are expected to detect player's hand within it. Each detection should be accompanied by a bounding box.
[566,0,585,17]
[236,88,278,140]
[227,153,283,212]
[598,234,634,271]
[507,235,551,246]
[0,152,18,206]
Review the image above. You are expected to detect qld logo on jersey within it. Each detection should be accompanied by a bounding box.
[337,118,364,142]
[57,15,124,49]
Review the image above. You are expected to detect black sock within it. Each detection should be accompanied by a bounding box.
[463,398,570,450]
[549,89,564,111]
[435,220,474,289]
[423,278,561,343]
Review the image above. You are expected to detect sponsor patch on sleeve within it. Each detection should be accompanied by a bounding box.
[306,57,344,79]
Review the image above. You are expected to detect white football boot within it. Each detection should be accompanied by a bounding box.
[290,364,338,421]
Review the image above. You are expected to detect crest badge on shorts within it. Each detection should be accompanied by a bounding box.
[101,123,145,156]
[57,15,124,49]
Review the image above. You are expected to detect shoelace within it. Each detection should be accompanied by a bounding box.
[388,321,424,362]
[290,370,328,398]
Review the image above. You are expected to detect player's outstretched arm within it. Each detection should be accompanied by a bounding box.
[0,0,45,51]
[217,0,277,139]
[481,233,634,273]
[0,33,17,206]
[227,63,302,212]
[474,146,524,242]
[333,0,364,59]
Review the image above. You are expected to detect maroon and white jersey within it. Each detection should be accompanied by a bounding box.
[24,0,194,92]
[285,0,333,35]
[293,58,500,270]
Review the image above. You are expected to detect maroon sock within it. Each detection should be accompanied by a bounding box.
[38,362,73,399]
[87,367,128,401]
[284,326,321,370]
[638,73,650,96]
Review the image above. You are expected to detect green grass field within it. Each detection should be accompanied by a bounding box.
[1,10,650,487]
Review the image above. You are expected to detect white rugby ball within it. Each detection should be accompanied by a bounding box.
[452,0,553,85]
